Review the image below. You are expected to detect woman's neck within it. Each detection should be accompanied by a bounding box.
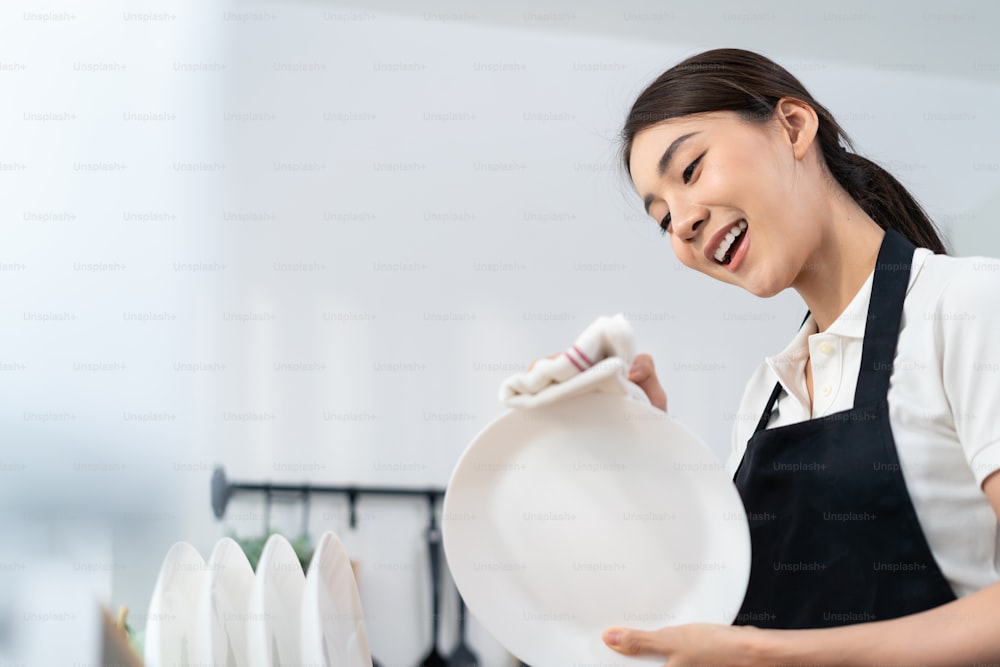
[793,197,886,333]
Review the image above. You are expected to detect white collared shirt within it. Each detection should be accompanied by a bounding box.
[725,248,1000,598]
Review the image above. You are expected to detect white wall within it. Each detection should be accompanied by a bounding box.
[2,0,999,664]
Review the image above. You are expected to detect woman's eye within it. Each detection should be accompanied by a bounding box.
[682,151,706,184]
[658,212,671,236]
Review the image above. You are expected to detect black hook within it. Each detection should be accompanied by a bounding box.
[300,485,311,537]
[263,486,273,534]
[427,492,437,531]
[348,489,358,529]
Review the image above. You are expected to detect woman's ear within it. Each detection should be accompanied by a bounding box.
[773,97,819,161]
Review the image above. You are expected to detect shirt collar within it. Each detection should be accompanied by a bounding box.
[764,316,814,409]
[824,269,875,339]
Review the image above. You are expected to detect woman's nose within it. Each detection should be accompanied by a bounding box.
[666,192,707,242]
[673,213,705,243]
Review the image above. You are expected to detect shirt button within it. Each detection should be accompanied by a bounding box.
[821,384,832,397]
[818,342,834,355]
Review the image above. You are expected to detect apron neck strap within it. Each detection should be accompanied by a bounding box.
[854,228,917,406]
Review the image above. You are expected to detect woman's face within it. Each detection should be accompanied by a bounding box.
[628,110,826,297]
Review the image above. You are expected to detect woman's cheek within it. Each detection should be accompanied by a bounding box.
[670,238,695,267]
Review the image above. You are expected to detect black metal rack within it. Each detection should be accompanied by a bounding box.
[210,465,446,527]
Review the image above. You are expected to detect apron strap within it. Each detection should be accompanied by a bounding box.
[753,381,785,434]
[854,229,917,406]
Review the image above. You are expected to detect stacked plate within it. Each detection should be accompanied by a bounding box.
[145,532,372,667]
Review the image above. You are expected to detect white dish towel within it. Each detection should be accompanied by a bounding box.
[499,313,651,409]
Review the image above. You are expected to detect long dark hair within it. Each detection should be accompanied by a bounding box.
[621,48,947,254]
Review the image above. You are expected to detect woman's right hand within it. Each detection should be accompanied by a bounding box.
[527,352,668,413]
[627,353,667,413]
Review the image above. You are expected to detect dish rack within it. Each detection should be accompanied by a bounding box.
[142,466,461,667]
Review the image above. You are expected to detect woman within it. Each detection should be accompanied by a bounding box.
[596,49,1000,664]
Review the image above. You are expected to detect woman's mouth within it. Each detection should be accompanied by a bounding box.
[713,220,748,266]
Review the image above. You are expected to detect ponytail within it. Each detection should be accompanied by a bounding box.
[827,148,947,253]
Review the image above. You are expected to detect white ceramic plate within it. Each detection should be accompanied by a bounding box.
[144,542,207,667]
[442,392,751,667]
[248,534,306,667]
[300,531,373,667]
[194,537,256,667]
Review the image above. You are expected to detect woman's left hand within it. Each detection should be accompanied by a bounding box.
[603,623,765,667]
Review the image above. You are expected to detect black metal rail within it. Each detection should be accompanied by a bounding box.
[211,465,446,527]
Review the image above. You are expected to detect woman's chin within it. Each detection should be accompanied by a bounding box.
[740,276,787,299]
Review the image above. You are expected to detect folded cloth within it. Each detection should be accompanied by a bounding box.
[499,313,651,409]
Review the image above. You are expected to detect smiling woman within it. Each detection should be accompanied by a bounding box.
[602,48,1000,666]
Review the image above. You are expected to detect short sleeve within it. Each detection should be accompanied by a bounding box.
[936,256,1000,486]
[725,417,743,477]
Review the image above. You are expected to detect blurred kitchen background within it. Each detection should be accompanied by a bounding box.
[1,0,998,663]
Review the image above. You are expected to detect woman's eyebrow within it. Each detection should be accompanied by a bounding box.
[657,132,699,177]
[642,131,700,214]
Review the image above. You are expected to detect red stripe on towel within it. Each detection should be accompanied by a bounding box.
[572,345,593,367]
[565,350,586,372]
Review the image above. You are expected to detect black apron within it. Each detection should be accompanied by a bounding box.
[732,229,956,629]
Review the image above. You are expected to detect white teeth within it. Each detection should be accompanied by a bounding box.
[714,221,747,262]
